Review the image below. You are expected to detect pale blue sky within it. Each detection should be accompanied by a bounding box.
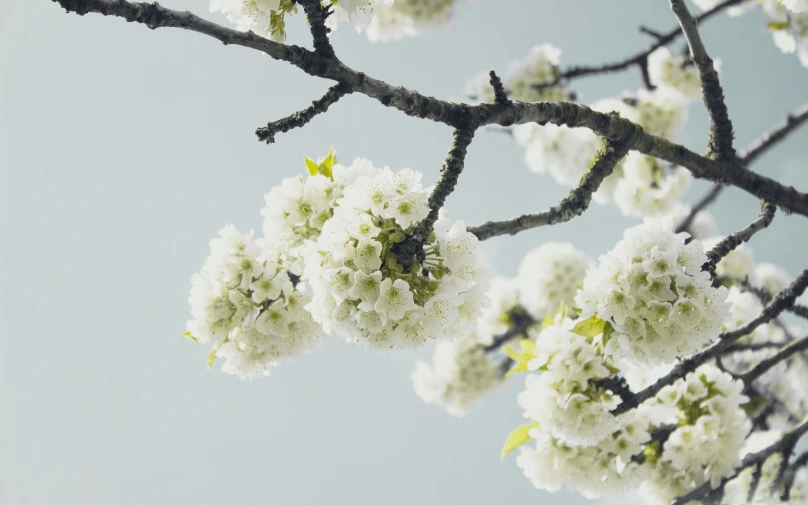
[2,1,807,504]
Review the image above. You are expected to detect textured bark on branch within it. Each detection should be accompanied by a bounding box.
[704,201,776,276]
[469,136,630,240]
[670,0,736,160]
[52,0,808,225]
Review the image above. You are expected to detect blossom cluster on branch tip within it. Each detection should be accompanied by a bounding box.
[186,151,491,375]
[186,225,321,380]
[411,331,505,417]
[505,315,752,502]
[305,167,490,350]
[209,0,471,43]
[576,217,730,365]
[261,151,374,276]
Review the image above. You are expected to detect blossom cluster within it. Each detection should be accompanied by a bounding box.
[186,225,322,380]
[511,320,752,501]
[638,365,751,504]
[466,44,570,104]
[304,167,490,350]
[411,331,505,417]
[576,217,730,364]
[364,0,466,42]
[261,154,375,275]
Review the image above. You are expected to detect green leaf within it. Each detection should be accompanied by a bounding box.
[500,423,535,460]
[570,307,583,316]
[768,21,789,31]
[303,154,320,176]
[503,339,537,376]
[571,316,606,338]
[541,310,555,329]
[207,349,217,369]
[183,331,198,342]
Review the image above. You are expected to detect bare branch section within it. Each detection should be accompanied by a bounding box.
[670,0,735,160]
[671,417,808,505]
[704,201,776,276]
[256,83,352,143]
[488,71,510,106]
[676,103,808,234]
[469,136,631,240]
[740,334,808,385]
[297,0,335,58]
[422,128,476,233]
[555,0,746,84]
[613,268,808,415]
[734,278,808,322]
[390,128,475,271]
[52,0,808,220]
[676,184,725,235]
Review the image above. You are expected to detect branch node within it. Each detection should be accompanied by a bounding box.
[488,70,511,106]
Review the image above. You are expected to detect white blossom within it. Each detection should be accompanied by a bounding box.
[755,262,792,297]
[763,1,808,67]
[671,203,717,240]
[783,0,808,13]
[504,44,569,102]
[305,165,490,350]
[326,0,396,33]
[364,0,460,42]
[210,0,284,42]
[517,242,590,319]
[575,217,730,364]
[186,225,321,380]
[261,156,375,275]
[641,365,751,504]
[648,46,721,99]
[476,277,524,345]
[411,331,504,416]
[517,325,620,446]
[613,153,691,217]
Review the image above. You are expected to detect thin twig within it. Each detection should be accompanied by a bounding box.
[469,136,630,240]
[676,103,808,233]
[740,334,808,385]
[256,83,352,143]
[670,0,735,160]
[704,201,776,276]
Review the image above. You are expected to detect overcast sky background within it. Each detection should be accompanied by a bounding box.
[2,1,807,504]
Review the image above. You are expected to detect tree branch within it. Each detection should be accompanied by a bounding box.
[704,201,776,276]
[613,268,808,415]
[256,83,352,143]
[676,103,808,234]
[671,417,808,505]
[740,334,808,385]
[422,128,476,233]
[469,136,630,240]
[297,0,336,58]
[52,1,808,223]
[670,0,735,160]
[553,0,747,85]
[735,278,808,322]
